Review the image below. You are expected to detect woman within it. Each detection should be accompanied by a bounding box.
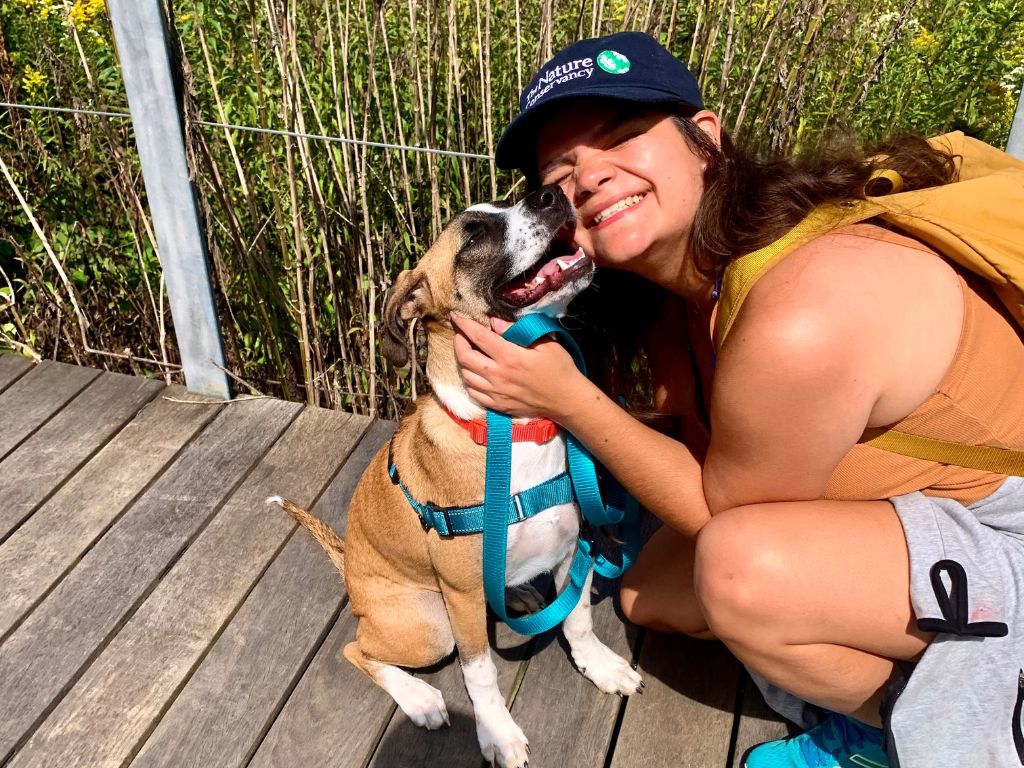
[451,31,1024,767]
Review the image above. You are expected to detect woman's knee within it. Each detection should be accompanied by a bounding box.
[693,506,792,640]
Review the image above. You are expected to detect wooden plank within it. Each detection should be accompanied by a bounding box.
[248,607,399,768]
[731,672,789,765]
[366,621,533,768]
[507,585,639,767]
[609,635,741,768]
[0,386,222,641]
[132,419,392,768]
[0,371,164,543]
[0,397,300,765]
[0,355,32,393]
[0,361,99,462]
[8,406,369,768]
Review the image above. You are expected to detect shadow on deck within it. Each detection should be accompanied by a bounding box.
[0,357,785,768]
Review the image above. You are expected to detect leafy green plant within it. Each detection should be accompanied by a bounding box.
[1,0,1022,416]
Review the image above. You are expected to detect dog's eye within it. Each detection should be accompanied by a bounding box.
[462,223,485,249]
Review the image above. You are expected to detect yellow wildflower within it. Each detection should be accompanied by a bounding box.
[912,28,936,53]
[21,65,48,97]
[69,0,105,29]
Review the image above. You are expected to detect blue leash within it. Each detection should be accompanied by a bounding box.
[482,314,642,635]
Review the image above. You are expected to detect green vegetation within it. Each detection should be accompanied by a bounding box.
[1,0,1022,416]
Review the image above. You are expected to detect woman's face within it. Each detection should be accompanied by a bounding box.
[534,101,720,284]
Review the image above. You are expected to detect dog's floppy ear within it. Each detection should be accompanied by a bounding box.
[382,269,432,368]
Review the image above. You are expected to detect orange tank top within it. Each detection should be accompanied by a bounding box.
[821,224,1024,504]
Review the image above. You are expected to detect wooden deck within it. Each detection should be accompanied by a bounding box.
[0,356,786,768]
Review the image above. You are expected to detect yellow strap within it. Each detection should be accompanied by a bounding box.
[716,198,1024,477]
[865,168,904,195]
[715,201,882,346]
[863,430,1024,476]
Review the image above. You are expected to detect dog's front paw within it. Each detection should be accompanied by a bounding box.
[572,641,644,696]
[391,675,450,730]
[477,709,529,768]
[505,583,545,614]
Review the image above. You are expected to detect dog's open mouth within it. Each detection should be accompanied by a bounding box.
[499,226,593,309]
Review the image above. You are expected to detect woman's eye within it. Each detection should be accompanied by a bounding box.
[612,131,641,147]
[544,172,571,190]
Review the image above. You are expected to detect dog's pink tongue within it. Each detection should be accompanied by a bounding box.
[502,247,587,305]
[539,260,562,280]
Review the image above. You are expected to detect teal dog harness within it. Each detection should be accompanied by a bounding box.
[389,313,642,635]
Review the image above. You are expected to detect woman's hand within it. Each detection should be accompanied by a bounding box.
[450,313,591,422]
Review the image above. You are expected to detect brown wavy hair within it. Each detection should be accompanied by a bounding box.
[564,110,959,404]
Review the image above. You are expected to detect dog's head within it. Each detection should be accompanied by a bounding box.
[382,185,594,367]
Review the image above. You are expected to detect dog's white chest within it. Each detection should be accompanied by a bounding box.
[503,437,580,586]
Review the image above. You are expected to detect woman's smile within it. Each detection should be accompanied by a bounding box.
[534,102,720,294]
[590,192,647,229]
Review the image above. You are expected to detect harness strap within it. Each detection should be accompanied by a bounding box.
[386,314,642,636]
[483,315,642,636]
[388,463,574,536]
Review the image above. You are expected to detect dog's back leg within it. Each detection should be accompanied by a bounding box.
[343,585,455,729]
[343,642,450,730]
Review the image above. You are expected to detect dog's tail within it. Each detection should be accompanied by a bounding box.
[266,496,346,578]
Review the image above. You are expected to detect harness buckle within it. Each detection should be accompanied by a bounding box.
[512,493,526,522]
[436,506,455,538]
[417,511,431,533]
[580,520,597,550]
[387,440,401,486]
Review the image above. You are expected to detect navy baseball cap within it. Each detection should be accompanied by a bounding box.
[495,32,704,171]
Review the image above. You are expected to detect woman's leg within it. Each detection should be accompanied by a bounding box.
[619,524,713,638]
[694,499,932,726]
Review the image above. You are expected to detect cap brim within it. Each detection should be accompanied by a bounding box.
[495,87,698,171]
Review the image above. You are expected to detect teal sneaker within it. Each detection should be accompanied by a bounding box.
[743,714,889,768]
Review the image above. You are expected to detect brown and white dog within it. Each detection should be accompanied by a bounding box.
[269,185,642,768]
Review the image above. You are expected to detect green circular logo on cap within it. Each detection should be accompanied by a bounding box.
[597,50,631,75]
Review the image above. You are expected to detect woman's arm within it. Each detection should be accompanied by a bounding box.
[702,231,964,514]
[451,313,712,536]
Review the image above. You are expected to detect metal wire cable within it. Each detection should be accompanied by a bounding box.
[0,101,132,120]
[0,100,494,161]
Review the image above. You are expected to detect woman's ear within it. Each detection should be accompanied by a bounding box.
[691,110,722,150]
[381,270,432,368]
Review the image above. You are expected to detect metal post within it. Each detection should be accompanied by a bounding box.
[1008,76,1024,161]
[107,0,231,398]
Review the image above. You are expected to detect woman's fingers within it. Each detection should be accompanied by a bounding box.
[453,327,498,377]
[450,310,580,418]
[489,317,514,334]
[451,312,516,359]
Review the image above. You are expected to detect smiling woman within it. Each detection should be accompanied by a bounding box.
[451,30,1024,768]
[534,106,713,288]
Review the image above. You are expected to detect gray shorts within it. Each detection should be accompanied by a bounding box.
[753,476,1024,766]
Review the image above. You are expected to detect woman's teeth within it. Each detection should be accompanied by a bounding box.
[593,194,644,225]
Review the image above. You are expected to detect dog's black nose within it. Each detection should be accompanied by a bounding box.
[525,184,566,212]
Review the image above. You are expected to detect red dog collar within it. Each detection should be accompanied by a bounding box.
[444,407,559,445]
